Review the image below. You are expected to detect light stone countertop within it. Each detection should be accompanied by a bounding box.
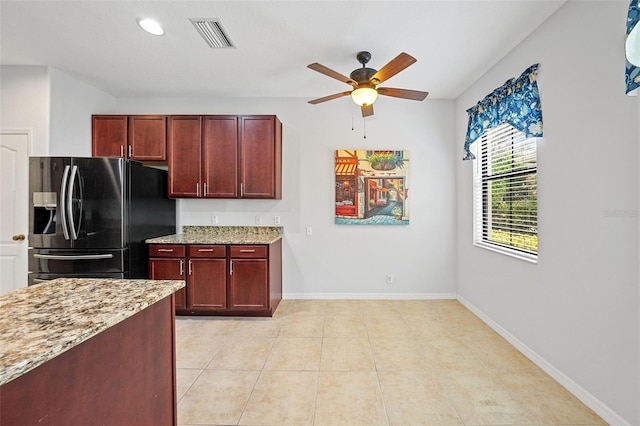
[0,278,184,386]
[146,226,283,245]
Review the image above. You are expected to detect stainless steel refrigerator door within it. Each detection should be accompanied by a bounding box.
[29,157,73,248]
[29,157,127,249]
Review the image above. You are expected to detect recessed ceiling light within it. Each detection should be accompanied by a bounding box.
[138,18,164,36]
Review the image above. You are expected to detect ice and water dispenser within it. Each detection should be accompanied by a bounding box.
[32,192,57,234]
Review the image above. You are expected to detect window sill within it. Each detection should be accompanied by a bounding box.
[473,241,538,264]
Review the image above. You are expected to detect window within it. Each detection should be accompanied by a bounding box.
[472,123,538,262]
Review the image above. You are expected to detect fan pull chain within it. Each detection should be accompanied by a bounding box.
[363,117,367,139]
[351,108,355,131]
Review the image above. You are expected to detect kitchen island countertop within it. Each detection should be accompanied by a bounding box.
[0,278,184,386]
[146,225,283,245]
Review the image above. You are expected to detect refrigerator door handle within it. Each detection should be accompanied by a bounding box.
[60,165,71,240]
[34,253,114,260]
[67,165,80,240]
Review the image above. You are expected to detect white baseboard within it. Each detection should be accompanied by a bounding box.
[457,295,630,426]
[283,292,457,300]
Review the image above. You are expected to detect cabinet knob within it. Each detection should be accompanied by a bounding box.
[12,234,25,241]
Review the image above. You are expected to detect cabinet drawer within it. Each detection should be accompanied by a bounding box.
[149,244,185,257]
[188,245,226,258]
[230,245,267,258]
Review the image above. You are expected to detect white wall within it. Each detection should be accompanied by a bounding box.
[0,66,116,156]
[455,2,639,424]
[116,96,458,297]
[0,66,50,155]
[49,67,116,156]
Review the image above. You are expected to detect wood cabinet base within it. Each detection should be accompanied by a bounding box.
[0,296,177,425]
[149,240,282,317]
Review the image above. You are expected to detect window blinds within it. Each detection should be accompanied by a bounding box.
[473,124,538,257]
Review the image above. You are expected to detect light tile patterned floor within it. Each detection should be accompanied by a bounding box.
[175,299,606,426]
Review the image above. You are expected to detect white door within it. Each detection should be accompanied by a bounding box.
[0,130,30,293]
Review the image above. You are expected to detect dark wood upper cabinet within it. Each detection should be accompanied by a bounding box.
[167,115,282,199]
[128,115,167,161]
[167,116,202,198]
[92,115,167,161]
[202,116,239,198]
[92,115,128,158]
[240,116,282,199]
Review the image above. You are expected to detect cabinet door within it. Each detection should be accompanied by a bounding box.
[229,258,268,310]
[239,116,281,199]
[149,258,186,310]
[202,116,238,198]
[188,258,227,310]
[128,116,167,161]
[92,115,128,158]
[168,116,202,197]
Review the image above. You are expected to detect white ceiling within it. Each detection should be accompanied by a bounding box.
[0,1,567,100]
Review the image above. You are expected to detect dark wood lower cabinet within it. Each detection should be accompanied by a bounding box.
[229,258,268,310]
[0,295,177,425]
[149,240,281,317]
[189,258,227,310]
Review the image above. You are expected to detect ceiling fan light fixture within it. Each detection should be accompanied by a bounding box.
[138,18,164,36]
[351,87,378,106]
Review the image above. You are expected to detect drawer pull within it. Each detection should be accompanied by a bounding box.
[198,248,215,252]
[239,249,256,253]
[157,248,174,252]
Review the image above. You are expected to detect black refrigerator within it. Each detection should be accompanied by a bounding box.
[28,157,176,286]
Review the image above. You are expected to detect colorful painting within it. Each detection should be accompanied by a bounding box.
[335,150,409,225]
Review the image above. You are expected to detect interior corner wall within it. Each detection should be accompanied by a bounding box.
[115,96,457,298]
[49,67,116,156]
[0,66,116,156]
[0,65,50,155]
[455,1,639,424]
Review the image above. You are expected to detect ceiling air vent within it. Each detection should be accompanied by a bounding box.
[190,18,235,49]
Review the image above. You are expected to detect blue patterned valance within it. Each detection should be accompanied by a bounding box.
[626,0,639,96]
[463,64,543,160]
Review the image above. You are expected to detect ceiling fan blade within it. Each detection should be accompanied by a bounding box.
[370,52,417,84]
[361,104,374,117]
[308,63,357,86]
[308,91,352,104]
[377,87,429,101]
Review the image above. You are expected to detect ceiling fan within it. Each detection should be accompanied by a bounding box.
[307,51,429,117]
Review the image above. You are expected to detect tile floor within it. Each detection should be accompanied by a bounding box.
[175,299,606,426]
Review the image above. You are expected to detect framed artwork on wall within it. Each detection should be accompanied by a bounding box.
[335,149,409,225]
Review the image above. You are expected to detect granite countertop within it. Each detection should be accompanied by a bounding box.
[0,278,184,386]
[146,226,283,245]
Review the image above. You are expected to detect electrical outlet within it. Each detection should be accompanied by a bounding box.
[255,215,262,225]
[274,216,281,225]
[211,215,219,225]
[306,226,313,236]
[386,274,393,284]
